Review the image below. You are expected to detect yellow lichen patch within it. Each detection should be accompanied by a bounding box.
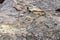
[0,24,10,28]
[33,11,45,15]
[29,7,43,12]
[0,24,16,28]
[0,24,20,34]
[28,6,45,15]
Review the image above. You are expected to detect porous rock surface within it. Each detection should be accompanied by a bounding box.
[0,0,60,40]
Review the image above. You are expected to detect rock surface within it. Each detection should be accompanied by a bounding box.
[0,0,60,40]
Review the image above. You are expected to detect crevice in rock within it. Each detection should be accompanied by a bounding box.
[0,0,5,4]
[55,9,60,12]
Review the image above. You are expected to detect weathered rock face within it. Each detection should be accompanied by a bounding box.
[0,0,60,40]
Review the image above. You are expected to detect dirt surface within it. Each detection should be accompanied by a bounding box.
[0,0,60,40]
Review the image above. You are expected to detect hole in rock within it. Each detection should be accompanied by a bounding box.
[0,0,5,4]
[55,9,60,12]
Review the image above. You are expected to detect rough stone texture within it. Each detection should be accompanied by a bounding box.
[0,0,60,40]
